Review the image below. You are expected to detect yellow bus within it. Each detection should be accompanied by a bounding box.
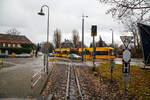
[95,47,115,59]
[54,47,115,59]
[78,47,115,59]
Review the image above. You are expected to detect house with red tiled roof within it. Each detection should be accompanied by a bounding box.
[0,33,33,57]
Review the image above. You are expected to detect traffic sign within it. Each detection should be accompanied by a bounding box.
[120,36,133,48]
[123,62,130,73]
[123,49,131,63]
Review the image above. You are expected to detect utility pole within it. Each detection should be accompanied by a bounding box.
[110,29,114,48]
[81,14,88,61]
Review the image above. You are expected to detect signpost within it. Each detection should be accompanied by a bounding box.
[110,58,115,82]
[120,36,133,100]
[91,25,97,71]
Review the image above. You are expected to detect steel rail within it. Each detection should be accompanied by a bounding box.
[65,63,71,100]
[73,65,83,100]
[65,58,83,100]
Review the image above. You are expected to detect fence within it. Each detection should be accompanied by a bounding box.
[30,67,45,89]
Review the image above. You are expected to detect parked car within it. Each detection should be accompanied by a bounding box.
[15,53,30,58]
[48,53,55,57]
[117,55,122,58]
[38,52,43,56]
[68,54,81,60]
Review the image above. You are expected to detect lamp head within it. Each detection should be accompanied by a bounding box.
[38,8,45,16]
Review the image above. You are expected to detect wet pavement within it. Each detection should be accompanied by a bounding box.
[0,56,52,98]
[56,58,144,67]
[114,58,144,66]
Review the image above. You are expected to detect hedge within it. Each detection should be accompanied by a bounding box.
[21,44,34,49]
[0,47,32,54]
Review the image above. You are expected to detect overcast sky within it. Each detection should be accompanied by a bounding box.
[0,0,125,46]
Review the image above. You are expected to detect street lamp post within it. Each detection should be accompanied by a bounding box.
[110,29,114,48]
[38,5,50,74]
[81,14,88,61]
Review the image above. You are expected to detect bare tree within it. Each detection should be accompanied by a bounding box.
[53,29,61,48]
[122,17,140,51]
[6,28,21,35]
[99,0,150,55]
[99,0,150,21]
[72,29,79,48]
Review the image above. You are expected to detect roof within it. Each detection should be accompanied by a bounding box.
[0,33,32,44]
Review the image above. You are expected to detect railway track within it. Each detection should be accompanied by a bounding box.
[41,58,124,100]
[41,58,101,100]
[65,63,83,100]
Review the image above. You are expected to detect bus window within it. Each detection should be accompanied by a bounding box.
[56,51,60,54]
[85,50,90,55]
[62,51,67,54]
[95,51,108,55]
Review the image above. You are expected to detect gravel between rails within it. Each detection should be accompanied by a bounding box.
[66,64,83,100]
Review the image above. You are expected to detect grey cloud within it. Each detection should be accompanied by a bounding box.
[0,0,123,46]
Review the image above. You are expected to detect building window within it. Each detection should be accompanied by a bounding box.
[13,44,15,47]
[3,43,5,47]
[8,44,11,47]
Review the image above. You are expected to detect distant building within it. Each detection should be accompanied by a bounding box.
[76,41,87,48]
[0,33,33,57]
[61,39,74,48]
[60,39,87,49]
